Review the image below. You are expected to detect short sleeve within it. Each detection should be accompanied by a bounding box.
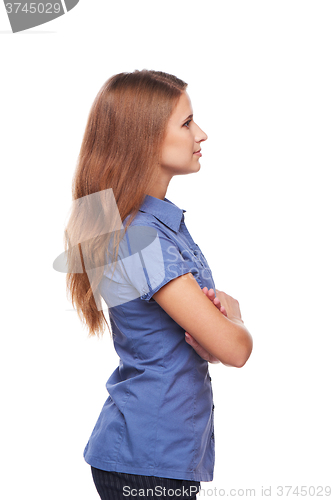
[115,224,194,303]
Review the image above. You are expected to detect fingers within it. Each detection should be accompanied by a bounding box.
[202,287,228,316]
[220,306,227,317]
[208,288,221,308]
[185,332,199,348]
[213,296,220,307]
[202,286,219,302]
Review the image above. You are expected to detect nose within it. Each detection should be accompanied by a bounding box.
[194,122,208,143]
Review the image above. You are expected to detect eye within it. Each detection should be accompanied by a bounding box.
[183,119,192,128]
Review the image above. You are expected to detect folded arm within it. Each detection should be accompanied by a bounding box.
[153,274,253,368]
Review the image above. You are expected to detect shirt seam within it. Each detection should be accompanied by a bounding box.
[151,305,167,468]
[113,309,138,464]
[85,454,211,475]
[190,365,198,470]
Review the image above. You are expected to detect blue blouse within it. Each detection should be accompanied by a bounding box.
[84,195,217,481]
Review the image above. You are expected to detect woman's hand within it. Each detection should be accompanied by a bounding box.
[215,288,244,324]
[185,287,227,364]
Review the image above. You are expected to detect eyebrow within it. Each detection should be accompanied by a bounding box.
[182,114,193,123]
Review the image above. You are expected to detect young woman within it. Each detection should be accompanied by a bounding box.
[65,70,253,499]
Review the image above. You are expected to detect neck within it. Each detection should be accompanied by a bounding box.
[146,172,172,200]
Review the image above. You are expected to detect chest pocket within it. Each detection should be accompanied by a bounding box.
[177,243,213,291]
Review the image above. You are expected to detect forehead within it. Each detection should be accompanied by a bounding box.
[169,91,193,122]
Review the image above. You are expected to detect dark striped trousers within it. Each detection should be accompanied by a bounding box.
[91,467,201,500]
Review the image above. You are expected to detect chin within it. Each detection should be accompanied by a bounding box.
[176,162,201,175]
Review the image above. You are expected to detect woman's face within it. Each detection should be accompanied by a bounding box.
[160,91,208,176]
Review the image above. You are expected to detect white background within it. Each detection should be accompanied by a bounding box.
[1,1,332,498]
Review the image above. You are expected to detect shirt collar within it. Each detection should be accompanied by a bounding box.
[138,194,186,233]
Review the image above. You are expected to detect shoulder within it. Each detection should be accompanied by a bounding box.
[124,210,164,229]
[124,211,176,242]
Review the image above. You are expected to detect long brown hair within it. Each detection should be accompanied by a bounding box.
[64,70,188,337]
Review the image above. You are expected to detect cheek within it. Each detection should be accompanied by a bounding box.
[160,132,194,166]
[175,134,194,156]
[175,140,193,162]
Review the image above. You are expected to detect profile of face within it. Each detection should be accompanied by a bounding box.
[159,91,208,176]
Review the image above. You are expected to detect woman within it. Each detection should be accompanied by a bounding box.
[65,70,253,499]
